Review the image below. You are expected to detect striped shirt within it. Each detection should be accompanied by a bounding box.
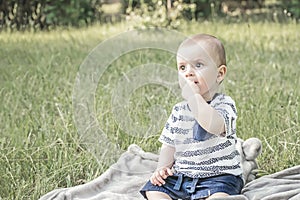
[159,93,243,178]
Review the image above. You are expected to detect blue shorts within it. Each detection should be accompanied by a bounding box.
[140,173,244,200]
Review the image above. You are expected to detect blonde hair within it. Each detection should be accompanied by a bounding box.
[179,34,226,67]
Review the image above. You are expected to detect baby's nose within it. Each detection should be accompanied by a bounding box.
[186,73,194,77]
[185,64,194,77]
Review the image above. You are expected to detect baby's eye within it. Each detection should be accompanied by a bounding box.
[196,63,204,68]
[179,65,186,70]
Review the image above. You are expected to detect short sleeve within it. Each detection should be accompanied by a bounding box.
[158,105,180,147]
[211,95,237,137]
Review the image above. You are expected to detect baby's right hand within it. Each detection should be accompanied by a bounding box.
[150,167,173,186]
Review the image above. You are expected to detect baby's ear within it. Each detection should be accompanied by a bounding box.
[217,65,226,83]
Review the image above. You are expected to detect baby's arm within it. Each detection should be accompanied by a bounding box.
[188,93,225,135]
[181,80,225,135]
[150,144,175,186]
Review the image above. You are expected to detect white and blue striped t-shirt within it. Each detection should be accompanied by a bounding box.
[159,93,243,178]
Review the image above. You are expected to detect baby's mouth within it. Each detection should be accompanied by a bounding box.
[194,81,199,84]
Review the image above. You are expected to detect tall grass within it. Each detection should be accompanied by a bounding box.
[0,21,299,199]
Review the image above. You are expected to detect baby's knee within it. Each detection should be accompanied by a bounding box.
[205,192,229,199]
[145,191,172,200]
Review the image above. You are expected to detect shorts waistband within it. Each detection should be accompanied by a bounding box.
[173,173,199,193]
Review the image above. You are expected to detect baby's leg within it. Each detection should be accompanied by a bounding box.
[206,192,229,199]
[145,191,172,200]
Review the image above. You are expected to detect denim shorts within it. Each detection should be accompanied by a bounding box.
[140,173,244,200]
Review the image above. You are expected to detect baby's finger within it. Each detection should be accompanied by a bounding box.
[166,168,173,176]
[159,169,168,179]
[150,173,161,186]
[155,173,166,185]
[150,176,159,185]
[150,175,155,185]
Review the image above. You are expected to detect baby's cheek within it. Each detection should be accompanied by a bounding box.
[200,71,215,86]
[178,73,186,89]
[205,77,215,89]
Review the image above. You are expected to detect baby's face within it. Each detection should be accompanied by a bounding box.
[176,41,220,100]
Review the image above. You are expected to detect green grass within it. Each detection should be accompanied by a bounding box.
[0,21,299,199]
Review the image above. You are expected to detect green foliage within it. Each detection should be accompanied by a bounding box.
[124,0,220,29]
[283,0,300,19]
[43,0,99,27]
[0,0,299,31]
[123,0,299,29]
[125,0,179,29]
[0,0,102,30]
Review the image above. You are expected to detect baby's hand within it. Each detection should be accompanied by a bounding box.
[150,167,173,186]
[181,79,201,101]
